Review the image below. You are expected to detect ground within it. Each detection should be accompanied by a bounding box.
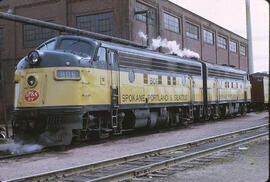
[153,138,269,182]
[0,111,268,181]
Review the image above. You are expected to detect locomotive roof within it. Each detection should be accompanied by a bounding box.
[49,35,202,68]
[100,40,202,68]
[43,35,247,76]
[99,39,247,76]
[204,62,247,75]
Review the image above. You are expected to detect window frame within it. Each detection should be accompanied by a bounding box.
[229,40,237,53]
[144,74,148,84]
[173,77,176,85]
[56,39,96,58]
[76,12,113,36]
[203,29,214,45]
[167,76,171,85]
[217,35,227,49]
[96,47,107,63]
[23,22,55,48]
[158,75,162,84]
[240,45,246,56]
[37,40,56,51]
[135,1,156,25]
[185,22,199,40]
[163,12,180,33]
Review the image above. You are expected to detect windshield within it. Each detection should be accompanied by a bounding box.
[57,39,96,58]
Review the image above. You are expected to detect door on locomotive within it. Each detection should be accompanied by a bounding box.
[212,79,220,119]
[107,49,121,134]
[187,75,194,123]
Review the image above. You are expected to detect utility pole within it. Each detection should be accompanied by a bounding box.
[245,0,254,74]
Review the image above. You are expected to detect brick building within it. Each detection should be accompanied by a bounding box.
[0,0,249,121]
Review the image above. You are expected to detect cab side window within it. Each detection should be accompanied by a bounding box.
[38,45,47,51]
[95,47,107,69]
[97,47,106,62]
[38,40,56,51]
[46,40,56,50]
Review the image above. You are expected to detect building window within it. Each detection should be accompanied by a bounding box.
[229,40,237,53]
[217,36,227,49]
[240,45,246,56]
[163,13,179,33]
[0,28,3,50]
[135,2,156,25]
[186,22,199,40]
[77,12,113,36]
[203,29,213,44]
[23,24,55,48]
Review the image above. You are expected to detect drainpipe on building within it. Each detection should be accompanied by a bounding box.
[0,54,8,138]
[134,10,150,47]
[245,0,254,74]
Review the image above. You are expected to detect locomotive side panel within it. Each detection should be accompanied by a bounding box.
[119,71,202,105]
[117,49,203,106]
[192,77,203,103]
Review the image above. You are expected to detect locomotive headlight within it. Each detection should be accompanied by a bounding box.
[27,76,37,87]
[55,70,81,80]
[28,51,41,65]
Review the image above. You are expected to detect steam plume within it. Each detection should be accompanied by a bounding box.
[138,31,147,41]
[151,36,200,59]
[0,142,43,155]
[137,31,200,59]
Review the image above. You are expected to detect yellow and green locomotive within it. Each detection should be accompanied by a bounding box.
[13,35,251,146]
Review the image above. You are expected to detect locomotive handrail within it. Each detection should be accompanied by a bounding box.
[0,12,144,48]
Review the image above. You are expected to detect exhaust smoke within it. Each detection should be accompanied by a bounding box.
[0,142,43,155]
[150,36,200,59]
[138,31,148,41]
[138,31,200,59]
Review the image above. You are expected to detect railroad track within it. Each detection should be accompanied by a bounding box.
[4,123,268,182]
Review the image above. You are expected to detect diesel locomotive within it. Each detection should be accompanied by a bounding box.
[13,35,251,146]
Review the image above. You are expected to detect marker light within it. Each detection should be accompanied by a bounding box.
[27,76,36,87]
[28,51,41,65]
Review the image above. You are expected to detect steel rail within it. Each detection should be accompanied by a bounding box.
[90,132,268,182]
[4,123,268,182]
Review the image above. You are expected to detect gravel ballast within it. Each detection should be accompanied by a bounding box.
[0,112,268,181]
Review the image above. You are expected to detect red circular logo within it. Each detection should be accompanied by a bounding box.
[24,90,40,102]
